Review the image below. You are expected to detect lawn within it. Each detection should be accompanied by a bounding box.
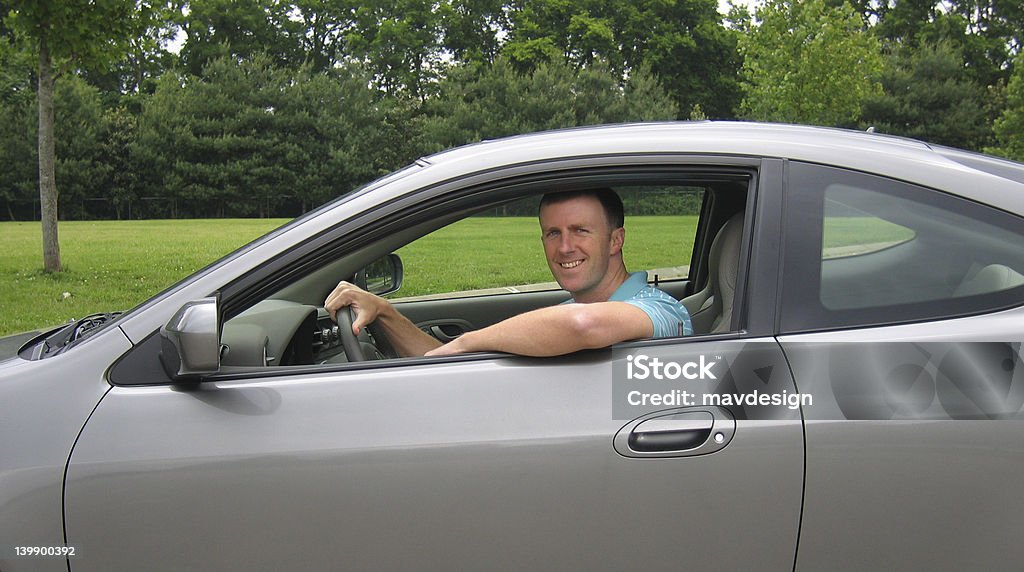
[0,216,696,337]
[0,219,288,336]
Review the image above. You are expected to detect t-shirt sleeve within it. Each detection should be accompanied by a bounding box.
[623,296,693,338]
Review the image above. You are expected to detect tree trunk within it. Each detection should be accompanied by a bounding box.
[38,40,61,272]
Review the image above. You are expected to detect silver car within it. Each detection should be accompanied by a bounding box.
[3,122,1023,570]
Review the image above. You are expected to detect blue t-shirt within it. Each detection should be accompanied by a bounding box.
[565,272,693,338]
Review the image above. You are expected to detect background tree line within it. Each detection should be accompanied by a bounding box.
[2,0,1024,224]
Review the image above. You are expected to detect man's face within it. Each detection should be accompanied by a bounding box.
[539,195,624,301]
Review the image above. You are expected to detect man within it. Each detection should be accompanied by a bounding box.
[324,188,692,357]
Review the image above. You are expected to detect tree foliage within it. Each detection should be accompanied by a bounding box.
[416,58,678,154]
[861,42,993,150]
[990,52,1024,162]
[502,0,741,118]
[179,0,299,75]
[2,0,1024,231]
[738,0,884,126]
[134,56,399,217]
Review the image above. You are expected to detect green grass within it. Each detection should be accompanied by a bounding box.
[0,220,287,336]
[395,215,697,297]
[0,216,695,337]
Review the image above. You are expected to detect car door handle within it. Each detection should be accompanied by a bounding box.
[429,324,464,342]
[417,319,474,343]
[614,407,736,458]
[627,414,713,452]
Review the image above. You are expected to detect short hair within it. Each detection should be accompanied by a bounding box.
[538,188,625,229]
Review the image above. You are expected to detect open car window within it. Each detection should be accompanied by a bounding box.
[217,172,750,369]
[389,186,705,303]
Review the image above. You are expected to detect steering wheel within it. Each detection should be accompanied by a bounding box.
[333,306,367,362]
[333,306,399,361]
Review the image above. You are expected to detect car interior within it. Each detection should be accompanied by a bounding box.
[218,171,753,368]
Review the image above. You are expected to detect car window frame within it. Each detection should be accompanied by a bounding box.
[109,156,770,386]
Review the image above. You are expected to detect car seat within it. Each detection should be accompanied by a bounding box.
[682,212,744,334]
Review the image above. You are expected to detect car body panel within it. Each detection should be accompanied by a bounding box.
[0,328,129,571]
[780,307,1024,570]
[66,340,803,570]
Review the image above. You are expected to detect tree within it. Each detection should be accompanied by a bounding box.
[989,52,1024,162]
[134,58,291,218]
[0,21,35,220]
[438,0,509,65]
[5,0,149,271]
[179,0,300,76]
[98,105,139,219]
[347,0,444,100]
[134,56,400,217]
[416,58,678,154]
[290,0,359,72]
[501,0,742,119]
[0,73,119,221]
[53,77,109,220]
[861,42,993,150]
[89,1,183,96]
[738,0,883,126]
[858,1,1022,91]
[942,0,1022,89]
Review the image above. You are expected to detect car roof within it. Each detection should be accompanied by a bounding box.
[418,122,1024,214]
[425,121,928,165]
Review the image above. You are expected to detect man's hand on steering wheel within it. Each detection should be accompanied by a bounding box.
[324,280,442,358]
[324,281,388,335]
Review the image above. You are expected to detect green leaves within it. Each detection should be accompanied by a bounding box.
[861,42,993,149]
[989,52,1024,162]
[416,58,677,154]
[5,0,146,72]
[738,0,883,127]
[501,0,740,118]
[134,57,398,216]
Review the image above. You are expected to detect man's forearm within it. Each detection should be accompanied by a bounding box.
[374,303,442,357]
[428,303,652,357]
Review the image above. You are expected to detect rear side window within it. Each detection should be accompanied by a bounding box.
[781,163,1024,332]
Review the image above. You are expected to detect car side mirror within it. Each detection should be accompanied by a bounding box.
[159,296,221,379]
[356,253,404,296]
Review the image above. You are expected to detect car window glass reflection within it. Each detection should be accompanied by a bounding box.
[820,184,1024,311]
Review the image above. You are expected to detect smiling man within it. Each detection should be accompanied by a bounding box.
[324,188,692,357]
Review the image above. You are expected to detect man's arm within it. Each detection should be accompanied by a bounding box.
[324,281,441,357]
[425,302,653,357]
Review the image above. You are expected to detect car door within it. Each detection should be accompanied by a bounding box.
[777,162,1024,569]
[63,159,804,570]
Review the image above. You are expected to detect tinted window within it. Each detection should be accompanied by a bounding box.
[781,163,1024,332]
